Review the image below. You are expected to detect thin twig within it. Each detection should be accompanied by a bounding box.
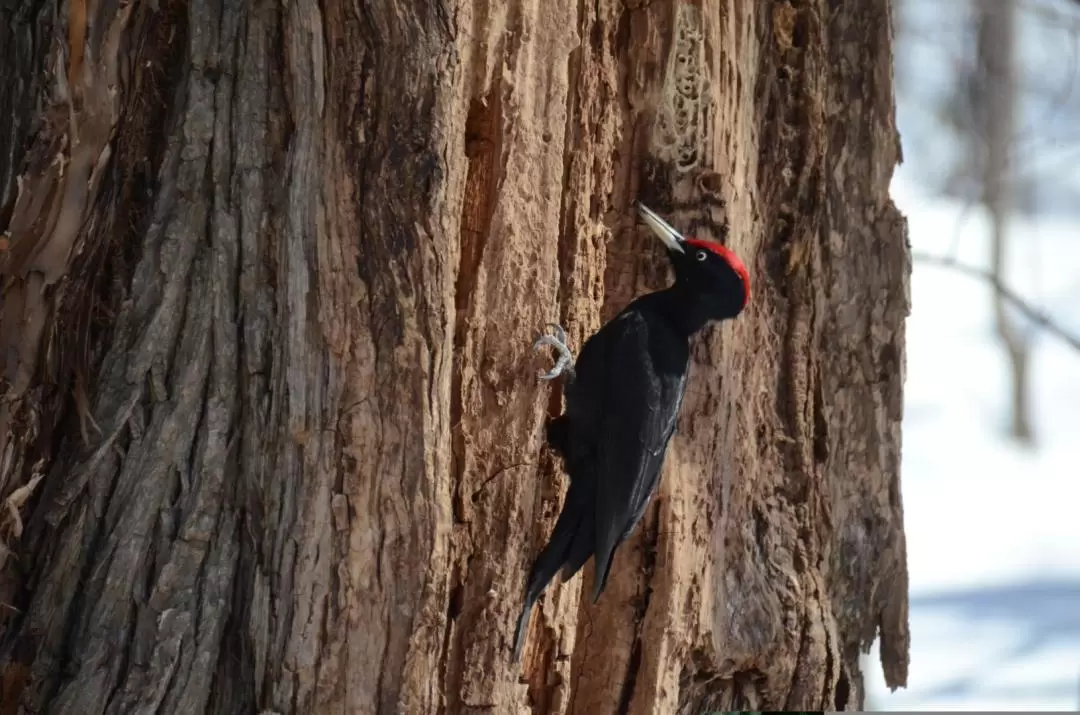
[913,251,1080,352]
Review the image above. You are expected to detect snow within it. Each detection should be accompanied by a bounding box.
[862,170,1080,710]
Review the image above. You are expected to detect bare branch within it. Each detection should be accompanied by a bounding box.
[913,251,1080,352]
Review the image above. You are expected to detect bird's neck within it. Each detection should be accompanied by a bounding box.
[650,284,713,336]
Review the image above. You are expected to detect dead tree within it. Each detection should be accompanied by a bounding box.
[0,1,910,712]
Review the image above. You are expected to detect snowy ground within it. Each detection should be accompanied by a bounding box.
[863,172,1080,710]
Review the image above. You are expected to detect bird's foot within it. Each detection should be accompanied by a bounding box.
[533,323,574,381]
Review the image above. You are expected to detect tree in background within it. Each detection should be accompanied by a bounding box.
[977,0,1033,442]
[0,1,910,712]
[895,0,1080,445]
[897,0,1080,217]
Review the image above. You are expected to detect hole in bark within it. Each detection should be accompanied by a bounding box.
[590,21,604,54]
[696,171,724,200]
[752,504,768,554]
[792,11,809,50]
[878,342,898,383]
[452,84,503,524]
[615,511,659,715]
[616,641,644,713]
[457,86,503,316]
[615,7,631,55]
[447,583,464,621]
[835,665,851,710]
[813,378,828,464]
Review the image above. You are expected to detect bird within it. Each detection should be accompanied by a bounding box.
[512,201,751,660]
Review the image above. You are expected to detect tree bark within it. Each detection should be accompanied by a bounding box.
[0,0,910,713]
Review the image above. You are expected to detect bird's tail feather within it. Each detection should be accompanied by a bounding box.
[559,519,594,582]
[512,597,535,662]
[591,563,613,604]
[512,499,585,661]
[591,540,619,604]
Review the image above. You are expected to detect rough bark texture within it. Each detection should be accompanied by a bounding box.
[0,0,910,713]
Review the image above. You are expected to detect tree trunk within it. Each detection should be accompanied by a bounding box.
[976,0,1033,444]
[0,0,910,713]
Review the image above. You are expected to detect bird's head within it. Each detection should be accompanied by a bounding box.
[634,201,750,320]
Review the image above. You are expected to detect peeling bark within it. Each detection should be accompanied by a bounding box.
[0,0,909,713]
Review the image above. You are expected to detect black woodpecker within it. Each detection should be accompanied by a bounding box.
[513,201,751,661]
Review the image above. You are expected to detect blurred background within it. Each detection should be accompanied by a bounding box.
[863,0,1080,709]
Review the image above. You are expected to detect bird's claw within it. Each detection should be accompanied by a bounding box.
[542,322,567,346]
[533,323,573,381]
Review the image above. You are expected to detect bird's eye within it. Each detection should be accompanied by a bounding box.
[695,250,707,262]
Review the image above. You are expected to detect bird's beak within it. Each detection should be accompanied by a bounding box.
[634,201,686,254]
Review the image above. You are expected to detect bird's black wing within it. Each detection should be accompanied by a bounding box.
[590,309,687,600]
